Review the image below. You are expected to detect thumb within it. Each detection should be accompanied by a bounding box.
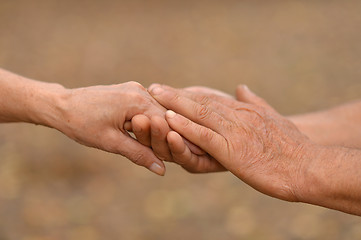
[116,134,166,176]
[236,85,274,111]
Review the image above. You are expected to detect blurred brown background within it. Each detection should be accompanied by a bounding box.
[0,1,361,239]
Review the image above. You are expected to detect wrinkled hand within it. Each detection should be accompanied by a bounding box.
[148,84,313,201]
[57,81,166,176]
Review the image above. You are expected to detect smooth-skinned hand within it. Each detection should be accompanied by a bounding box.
[57,81,167,176]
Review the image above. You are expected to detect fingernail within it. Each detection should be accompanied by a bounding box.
[150,86,164,95]
[149,163,165,176]
[166,110,176,119]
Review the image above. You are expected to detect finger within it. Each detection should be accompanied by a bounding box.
[165,110,227,161]
[181,89,241,112]
[235,85,254,103]
[131,113,205,155]
[236,85,275,111]
[173,85,239,109]
[132,115,151,147]
[150,116,173,162]
[182,86,261,117]
[116,133,166,176]
[124,121,132,131]
[127,99,203,155]
[149,84,227,133]
[184,86,234,98]
[167,131,226,173]
[166,131,190,165]
[183,138,205,155]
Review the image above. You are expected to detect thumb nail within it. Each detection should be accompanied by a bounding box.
[149,162,165,176]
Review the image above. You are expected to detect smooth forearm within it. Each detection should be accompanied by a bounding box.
[0,69,166,175]
[289,100,361,148]
[298,144,361,215]
[0,68,68,129]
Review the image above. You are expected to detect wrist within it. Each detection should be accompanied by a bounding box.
[26,81,71,131]
[294,143,344,206]
[292,142,321,202]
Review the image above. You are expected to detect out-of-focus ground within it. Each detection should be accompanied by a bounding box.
[0,1,361,239]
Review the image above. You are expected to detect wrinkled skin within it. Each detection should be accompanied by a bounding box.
[147,84,314,201]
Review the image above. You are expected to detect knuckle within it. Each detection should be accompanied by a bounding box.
[128,91,147,104]
[194,160,208,173]
[196,95,211,105]
[127,81,146,90]
[196,105,212,120]
[199,128,214,142]
[170,92,182,104]
[131,152,145,166]
[101,134,122,153]
[180,117,191,129]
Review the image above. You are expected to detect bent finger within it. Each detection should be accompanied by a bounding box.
[150,116,173,162]
[167,131,226,173]
[132,115,151,147]
[165,110,227,162]
[116,133,166,176]
[124,121,132,131]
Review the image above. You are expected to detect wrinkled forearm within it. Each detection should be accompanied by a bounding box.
[298,144,361,215]
[289,100,361,149]
[0,68,68,129]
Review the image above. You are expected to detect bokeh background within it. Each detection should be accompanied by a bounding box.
[1,1,361,239]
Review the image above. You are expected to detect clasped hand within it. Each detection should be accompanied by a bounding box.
[2,69,360,215]
[48,80,361,215]
[127,84,313,202]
